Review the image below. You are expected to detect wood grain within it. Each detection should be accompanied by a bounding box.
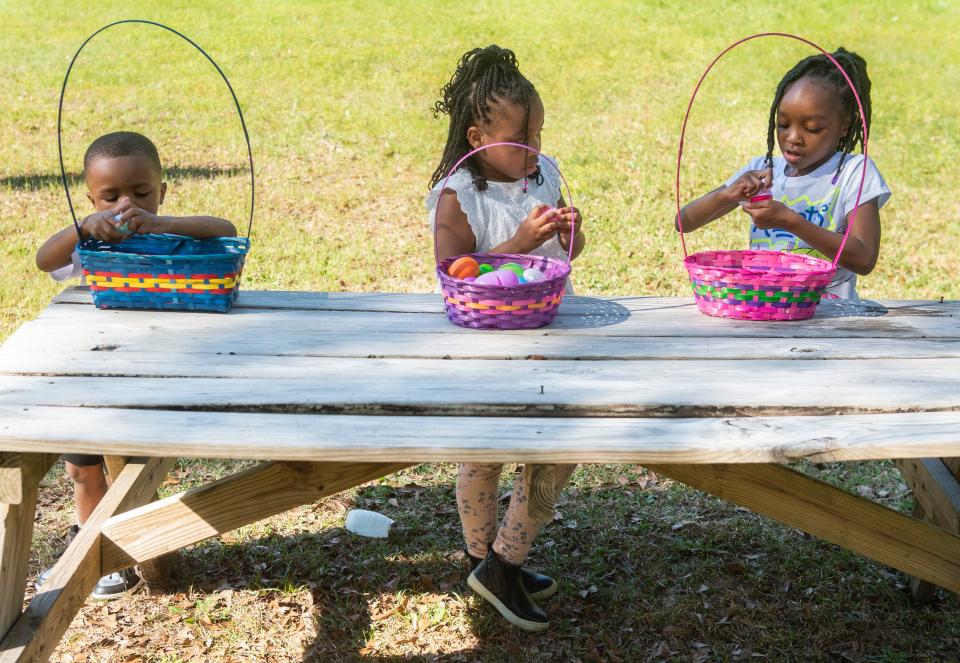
[0,405,958,463]
[1,357,958,417]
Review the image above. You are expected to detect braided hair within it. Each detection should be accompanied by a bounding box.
[765,48,871,183]
[429,45,540,191]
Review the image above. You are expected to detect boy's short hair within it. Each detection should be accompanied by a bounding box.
[83,131,162,175]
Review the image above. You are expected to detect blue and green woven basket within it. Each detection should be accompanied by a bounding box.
[79,234,250,312]
[59,20,255,313]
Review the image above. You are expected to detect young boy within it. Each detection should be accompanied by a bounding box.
[35,131,236,599]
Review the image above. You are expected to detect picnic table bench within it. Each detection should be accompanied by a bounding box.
[1,288,958,661]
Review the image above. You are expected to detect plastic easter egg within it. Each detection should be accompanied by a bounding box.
[475,271,501,285]
[499,262,525,277]
[495,269,519,287]
[448,256,479,279]
[464,276,476,283]
[522,268,546,283]
[478,263,494,275]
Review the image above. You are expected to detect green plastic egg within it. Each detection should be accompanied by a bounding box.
[499,263,525,277]
[478,263,494,275]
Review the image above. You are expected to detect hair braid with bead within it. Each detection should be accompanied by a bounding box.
[429,45,540,191]
[765,47,871,182]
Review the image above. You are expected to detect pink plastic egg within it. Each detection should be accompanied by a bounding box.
[495,269,519,286]
[474,271,501,286]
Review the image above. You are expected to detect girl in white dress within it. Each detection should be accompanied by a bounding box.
[426,44,586,632]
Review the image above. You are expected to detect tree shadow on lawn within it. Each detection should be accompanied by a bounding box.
[159,471,960,663]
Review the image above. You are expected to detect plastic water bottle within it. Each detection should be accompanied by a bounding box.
[344,509,394,538]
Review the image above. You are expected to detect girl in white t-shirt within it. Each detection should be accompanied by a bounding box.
[679,47,890,299]
[426,45,585,633]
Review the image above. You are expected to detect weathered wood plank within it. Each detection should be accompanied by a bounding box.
[894,457,960,605]
[0,406,958,463]
[52,287,958,319]
[0,357,957,416]
[0,454,55,505]
[100,460,410,574]
[896,458,960,535]
[0,455,54,642]
[101,456,172,592]
[2,333,959,370]
[648,463,960,594]
[0,457,174,663]
[29,294,960,340]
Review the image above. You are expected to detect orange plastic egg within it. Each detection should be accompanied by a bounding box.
[448,256,479,279]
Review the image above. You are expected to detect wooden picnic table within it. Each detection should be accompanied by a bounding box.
[1,288,958,661]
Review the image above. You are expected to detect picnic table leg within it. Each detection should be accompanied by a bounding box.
[894,457,960,603]
[0,454,55,642]
[103,456,173,592]
[647,463,960,596]
[0,457,174,663]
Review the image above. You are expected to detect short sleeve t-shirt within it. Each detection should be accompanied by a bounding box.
[49,249,84,283]
[726,152,891,299]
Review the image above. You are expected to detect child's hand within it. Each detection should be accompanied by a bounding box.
[723,167,773,203]
[79,210,129,243]
[554,206,582,250]
[741,199,798,231]
[113,197,170,235]
[514,204,561,253]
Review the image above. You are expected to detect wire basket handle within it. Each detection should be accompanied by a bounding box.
[58,19,255,242]
[674,32,869,269]
[432,142,576,267]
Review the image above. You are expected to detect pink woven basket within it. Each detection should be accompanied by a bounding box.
[675,33,870,321]
[434,142,575,330]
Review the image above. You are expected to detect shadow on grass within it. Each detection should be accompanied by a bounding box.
[0,164,248,190]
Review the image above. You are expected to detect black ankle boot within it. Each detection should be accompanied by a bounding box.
[467,548,549,632]
[468,549,558,601]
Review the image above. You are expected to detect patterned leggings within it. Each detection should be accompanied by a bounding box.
[456,463,577,566]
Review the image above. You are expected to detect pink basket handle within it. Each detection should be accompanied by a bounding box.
[432,142,576,267]
[674,32,869,270]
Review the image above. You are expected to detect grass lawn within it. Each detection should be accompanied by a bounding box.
[2,1,959,661]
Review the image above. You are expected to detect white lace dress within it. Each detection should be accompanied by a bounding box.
[426,155,573,292]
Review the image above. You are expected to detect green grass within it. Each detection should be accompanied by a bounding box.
[29,460,960,662]
[2,0,959,339]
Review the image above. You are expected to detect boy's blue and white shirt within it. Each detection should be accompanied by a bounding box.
[726,151,891,299]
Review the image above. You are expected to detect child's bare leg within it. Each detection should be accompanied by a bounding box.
[65,461,108,525]
[456,463,504,559]
[494,464,577,565]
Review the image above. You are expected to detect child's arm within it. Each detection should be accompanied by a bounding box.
[678,167,772,233]
[742,198,881,275]
[115,198,237,238]
[35,211,129,272]
[435,190,478,261]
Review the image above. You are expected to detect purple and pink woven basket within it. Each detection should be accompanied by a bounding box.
[434,143,575,330]
[675,33,871,321]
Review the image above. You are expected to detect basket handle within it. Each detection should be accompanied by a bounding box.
[432,142,576,268]
[674,32,869,270]
[57,19,255,243]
